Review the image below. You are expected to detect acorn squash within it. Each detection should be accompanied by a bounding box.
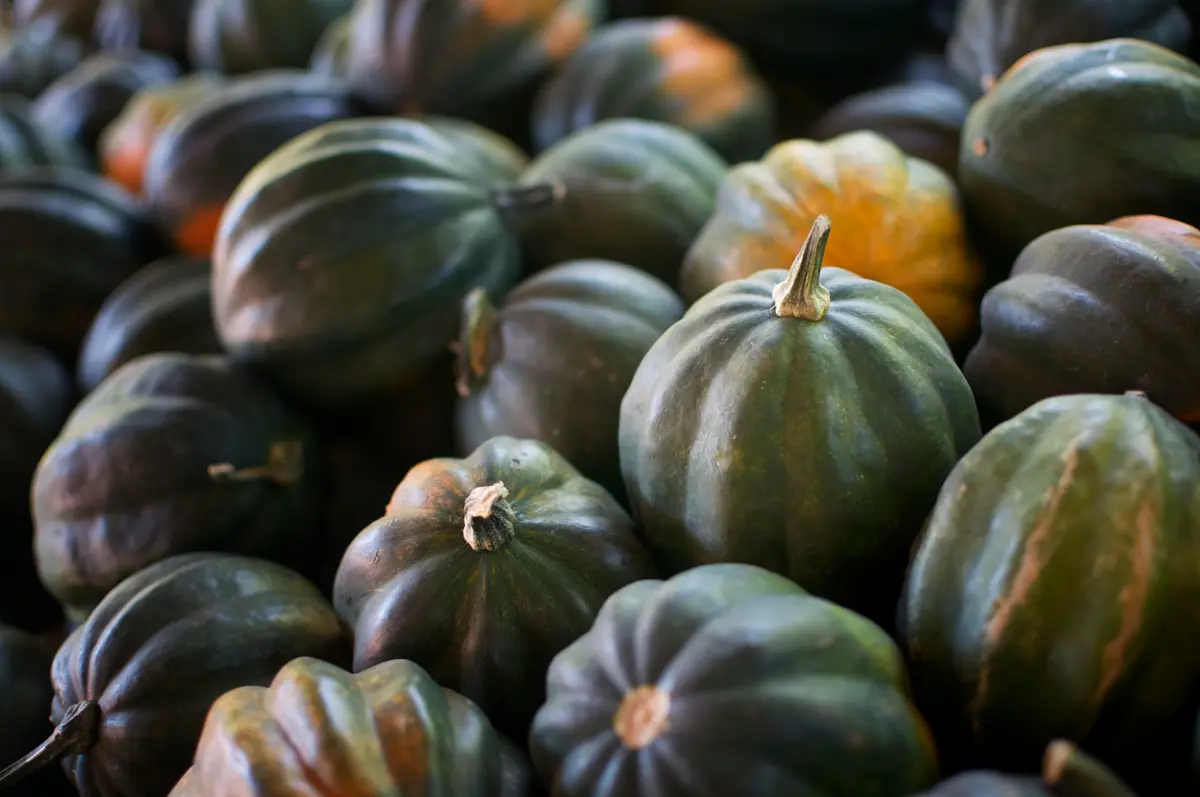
[169,657,535,797]
[0,553,347,797]
[622,217,981,623]
[530,562,939,797]
[333,435,657,738]
[900,392,1200,792]
[681,131,982,348]
[187,0,353,74]
[913,741,1138,797]
[92,0,196,64]
[33,352,324,622]
[532,17,774,163]
[0,94,87,173]
[10,0,98,40]
[0,27,87,98]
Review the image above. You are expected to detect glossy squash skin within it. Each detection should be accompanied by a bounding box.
[959,39,1200,259]
[10,0,99,40]
[0,94,87,173]
[947,0,1191,98]
[334,435,658,738]
[212,116,528,413]
[170,657,535,797]
[92,0,196,64]
[33,353,324,622]
[76,256,220,391]
[963,216,1200,429]
[454,261,684,502]
[514,118,727,283]
[0,27,87,98]
[187,0,353,74]
[46,554,347,797]
[621,218,981,624]
[681,131,982,348]
[532,17,774,163]
[144,70,362,257]
[900,393,1200,791]
[530,563,939,797]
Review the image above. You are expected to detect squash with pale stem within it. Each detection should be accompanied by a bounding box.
[912,740,1139,797]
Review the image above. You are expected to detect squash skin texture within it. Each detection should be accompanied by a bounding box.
[529,563,939,797]
[900,393,1200,789]
[169,657,535,797]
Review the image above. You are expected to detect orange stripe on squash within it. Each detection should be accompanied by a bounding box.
[173,204,226,258]
[651,18,754,129]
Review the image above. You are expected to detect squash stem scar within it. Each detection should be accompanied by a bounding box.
[463,482,516,551]
[613,685,670,750]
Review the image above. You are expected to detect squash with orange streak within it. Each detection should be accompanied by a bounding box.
[680,130,982,348]
[169,657,535,797]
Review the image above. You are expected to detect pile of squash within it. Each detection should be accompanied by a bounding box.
[0,0,1198,795]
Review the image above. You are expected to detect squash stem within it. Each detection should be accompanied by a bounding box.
[772,215,833,321]
[491,182,566,223]
[1043,740,1138,797]
[452,288,499,398]
[0,700,101,790]
[208,440,304,485]
[462,482,516,551]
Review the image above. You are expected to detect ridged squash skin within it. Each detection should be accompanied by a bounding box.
[900,392,1200,791]
[187,0,353,74]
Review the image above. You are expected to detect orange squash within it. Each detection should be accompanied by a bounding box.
[680,130,983,348]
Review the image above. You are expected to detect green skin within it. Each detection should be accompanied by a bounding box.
[900,393,1200,792]
[913,740,1139,797]
[963,223,1200,430]
[187,0,352,74]
[32,353,324,622]
[0,95,87,172]
[958,38,1200,259]
[530,563,939,797]
[515,118,728,283]
[333,435,658,740]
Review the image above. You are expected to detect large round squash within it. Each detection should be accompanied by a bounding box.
[169,657,535,797]
[0,94,87,173]
[532,17,774,163]
[454,261,684,502]
[0,27,87,98]
[530,563,939,797]
[622,217,981,623]
[959,38,1200,258]
[187,0,352,74]
[212,116,530,413]
[33,352,324,622]
[92,0,196,64]
[334,435,657,737]
[900,392,1200,791]
[681,131,982,349]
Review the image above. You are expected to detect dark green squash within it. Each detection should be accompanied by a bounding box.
[187,0,353,74]
[900,391,1200,793]
[212,116,532,413]
[91,0,196,64]
[530,562,939,796]
[10,0,98,40]
[947,0,1191,98]
[958,38,1200,259]
[32,352,325,622]
[0,168,167,355]
[0,94,88,172]
[0,625,74,797]
[913,741,1138,797]
[963,215,1200,430]
[0,553,348,797]
[532,16,774,163]
[927,0,960,43]
[76,255,220,392]
[169,657,535,797]
[512,118,727,282]
[333,435,657,738]
[620,217,981,624]
[0,27,87,98]
[454,260,684,502]
[308,10,349,77]
[425,115,531,177]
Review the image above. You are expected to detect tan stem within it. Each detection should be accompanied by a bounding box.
[462,482,516,552]
[1043,740,1138,797]
[772,215,833,321]
[0,701,101,790]
[208,440,304,485]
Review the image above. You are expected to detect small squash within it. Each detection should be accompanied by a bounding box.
[900,392,1200,791]
[170,657,535,797]
[76,255,220,392]
[530,563,939,796]
[91,0,196,64]
[0,94,87,173]
[0,27,87,98]
[622,217,981,623]
[681,131,982,348]
[187,0,353,75]
[33,352,324,622]
[0,553,347,797]
[10,0,99,40]
[334,435,657,737]
[532,17,774,163]
[913,741,1138,797]
[454,260,684,501]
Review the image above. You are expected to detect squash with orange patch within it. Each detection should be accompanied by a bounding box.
[680,131,982,348]
[900,391,1200,793]
[532,16,774,163]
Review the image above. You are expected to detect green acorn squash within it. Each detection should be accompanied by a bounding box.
[333,435,657,738]
[187,0,353,75]
[530,562,939,796]
[33,352,324,622]
[532,17,774,163]
[169,657,535,797]
[212,116,532,413]
[10,0,99,40]
[92,0,196,64]
[76,256,219,392]
[963,215,1200,430]
[959,38,1200,258]
[513,118,727,283]
[0,553,348,797]
[454,260,684,502]
[621,217,981,624]
[913,741,1138,797]
[900,391,1200,792]
[0,94,87,173]
[0,27,86,98]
